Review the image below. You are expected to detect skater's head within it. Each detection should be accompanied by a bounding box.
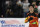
[29,5,34,13]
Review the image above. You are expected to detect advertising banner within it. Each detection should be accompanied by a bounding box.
[0,18,40,27]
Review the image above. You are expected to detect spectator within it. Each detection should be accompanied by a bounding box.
[6,9,14,17]
[37,2,40,18]
[32,1,38,13]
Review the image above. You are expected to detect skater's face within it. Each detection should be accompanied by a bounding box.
[29,6,34,12]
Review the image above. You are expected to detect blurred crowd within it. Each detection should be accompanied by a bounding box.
[0,0,40,18]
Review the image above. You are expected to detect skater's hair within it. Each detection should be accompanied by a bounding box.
[28,5,34,8]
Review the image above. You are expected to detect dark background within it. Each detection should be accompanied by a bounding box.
[0,0,40,18]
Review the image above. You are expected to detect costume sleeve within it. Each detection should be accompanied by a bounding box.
[25,13,29,23]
